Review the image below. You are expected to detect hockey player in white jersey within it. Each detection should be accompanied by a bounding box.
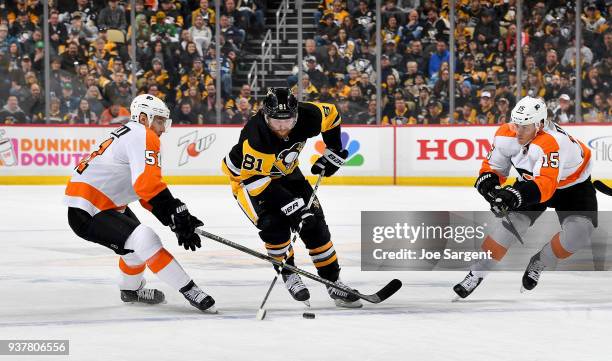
[64,94,216,312]
[454,96,597,298]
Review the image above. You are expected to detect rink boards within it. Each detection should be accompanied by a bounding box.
[0,124,611,185]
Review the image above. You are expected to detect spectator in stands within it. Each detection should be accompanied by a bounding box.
[383,37,403,68]
[426,100,448,124]
[0,24,9,54]
[134,14,151,42]
[552,93,575,123]
[70,98,98,124]
[192,0,216,27]
[561,39,594,67]
[23,83,44,123]
[382,15,402,45]
[455,102,476,125]
[305,55,328,90]
[330,77,350,99]
[292,74,319,100]
[223,0,247,31]
[327,0,350,26]
[60,42,87,74]
[179,41,200,72]
[421,7,448,45]
[356,98,377,124]
[189,14,212,56]
[404,40,428,77]
[585,92,610,123]
[174,100,199,124]
[333,29,355,63]
[495,97,511,123]
[98,102,130,125]
[151,11,179,44]
[358,72,376,99]
[341,15,365,45]
[347,85,365,117]
[202,82,219,122]
[59,83,80,116]
[428,40,449,78]
[402,9,423,44]
[322,45,346,84]
[143,57,171,99]
[85,85,106,117]
[473,8,499,48]
[316,13,339,46]
[47,97,65,123]
[382,98,411,125]
[98,0,127,31]
[229,97,252,124]
[317,83,335,103]
[68,11,96,44]
[475,91,496,124]
[352,0,375,39]
[219,14,245,48]
[0,95,27,124]
[9,10,36,39]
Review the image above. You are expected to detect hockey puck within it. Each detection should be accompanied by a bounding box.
[302,312,315,319]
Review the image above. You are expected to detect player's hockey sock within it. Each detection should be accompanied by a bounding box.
[539,216,594,268]
[118,255,146,291]
[146,248,191,290]
[308,241,340,281]
[265,239,295,273]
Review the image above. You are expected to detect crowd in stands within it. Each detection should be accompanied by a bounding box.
[293,0,611,124]
[0,0,265,125]
[0,0,610,125]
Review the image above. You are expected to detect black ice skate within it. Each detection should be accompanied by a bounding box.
[453,271,483,300]
[180,280,217,313]
[521,252,545,292]
[282,272,311,306]
[121,280,166,305]
[326,278,363,308]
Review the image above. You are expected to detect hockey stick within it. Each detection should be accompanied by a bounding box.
[501,212,524,245]
[257,172,324,316]
[195,228,403,304]
[594,180,612,197]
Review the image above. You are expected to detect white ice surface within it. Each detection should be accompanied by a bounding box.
[1,185,612,361]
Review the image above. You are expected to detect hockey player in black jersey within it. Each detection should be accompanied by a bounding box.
[221,87,362,308]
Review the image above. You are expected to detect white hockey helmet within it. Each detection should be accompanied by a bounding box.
[510,96,548,129]
[130,94,172,131]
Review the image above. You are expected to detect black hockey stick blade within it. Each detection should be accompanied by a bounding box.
[594,180,612,196]
[195,228,402,304]
[361,279,403,303]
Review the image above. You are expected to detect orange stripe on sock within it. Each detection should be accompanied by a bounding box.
[265,239,291,249]
[119,258,146,275]
[551,232,572,259]
[314,254,338,268]
[147,248,174,273]
[309,241,332,255]
[481,235,508,261]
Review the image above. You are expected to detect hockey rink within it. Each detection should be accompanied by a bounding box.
[1,185,612,361]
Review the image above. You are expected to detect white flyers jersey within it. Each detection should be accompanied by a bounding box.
[480,122,592,203]
[63,122,166,216]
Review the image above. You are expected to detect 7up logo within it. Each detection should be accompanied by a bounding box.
[310,131,364,166]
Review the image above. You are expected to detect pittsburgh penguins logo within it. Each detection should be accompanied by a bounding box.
[271,142,305,176]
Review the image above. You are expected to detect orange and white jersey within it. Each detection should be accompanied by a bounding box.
[481,122,592,203]
[63,122,166,216]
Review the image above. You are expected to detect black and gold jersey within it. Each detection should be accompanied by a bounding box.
[222,101,342,208]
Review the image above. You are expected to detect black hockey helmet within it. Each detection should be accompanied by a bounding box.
[263,87,298,120]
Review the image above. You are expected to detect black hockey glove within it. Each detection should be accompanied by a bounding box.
[490,186,523,217]
[169,199,204,251]
[475,172,500,204]
[280,198,316,233]
[311,148,349,177]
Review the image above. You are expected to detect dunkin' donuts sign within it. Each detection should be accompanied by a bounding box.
[0,129,96,169]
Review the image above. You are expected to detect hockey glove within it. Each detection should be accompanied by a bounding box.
[280,198,316,233]
[311,148,349,177]
[169,199,204,251]
[475,172,500,204]
[490,186,523,218]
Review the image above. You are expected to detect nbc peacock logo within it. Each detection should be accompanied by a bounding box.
[310,131,364,166]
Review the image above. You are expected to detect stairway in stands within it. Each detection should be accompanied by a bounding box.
[234,0,319,97]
